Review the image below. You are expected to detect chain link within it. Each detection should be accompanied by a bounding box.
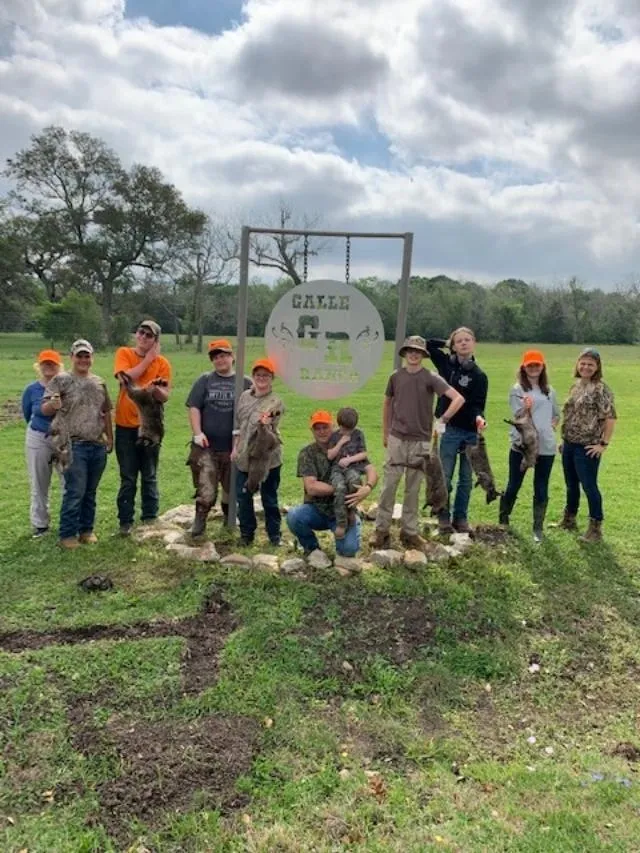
[303,234,309,283]
[345,236,351,285]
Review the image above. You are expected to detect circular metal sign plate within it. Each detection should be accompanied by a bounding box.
[265,279,385,400]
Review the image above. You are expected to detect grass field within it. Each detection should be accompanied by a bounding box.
[1,333,640,852]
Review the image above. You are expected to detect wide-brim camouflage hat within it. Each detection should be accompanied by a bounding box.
[398,335,428,357]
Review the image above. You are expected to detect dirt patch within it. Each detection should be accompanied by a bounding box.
[471,524,514,546]
[611,741,640,762]
[0,398,22,428]
[302,594,436,676]
[0,587,234,695]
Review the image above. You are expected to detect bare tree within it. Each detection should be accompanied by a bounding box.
[248,203,326,285]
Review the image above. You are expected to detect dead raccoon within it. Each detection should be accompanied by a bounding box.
[504,404,539,472]
[245,409,282,494]
[49,404,73,474]
[465,434,501,503]
[116,372,167,447]
[422,431,449,514]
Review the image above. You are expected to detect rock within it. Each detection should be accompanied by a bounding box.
[404,549,428,570]
[423,542,452,563]
[134,525,181,542]
[306,549,332,570]
[369,549,403,568]
[450,532,473,551]
[162,529,187,545]
[166,541,219,562]
[334,556,364,575]
[364,503,378,521]
[280,557,306,575]
[220,553,253,568]
[252,554,280,573]
[158,504,195,528]
[391,503,404,524]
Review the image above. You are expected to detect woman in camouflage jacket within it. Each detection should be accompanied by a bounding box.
[558,348,616,542]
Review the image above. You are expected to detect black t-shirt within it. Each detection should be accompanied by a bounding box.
[186,371,251,451]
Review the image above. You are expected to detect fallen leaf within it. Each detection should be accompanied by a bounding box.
[263,717,273,729]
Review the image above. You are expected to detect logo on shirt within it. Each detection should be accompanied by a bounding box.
[265,279,385,400]
[458,375,471,388]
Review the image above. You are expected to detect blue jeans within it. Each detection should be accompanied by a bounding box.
[115,426,160,525]
[236,465,281,543]
[439,426,477,522]
[503,450,555,506]
[60,442,108,539]
[286,502,361,557]
[562,442,603,521]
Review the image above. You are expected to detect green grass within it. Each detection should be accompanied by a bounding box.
[1,333,640,851]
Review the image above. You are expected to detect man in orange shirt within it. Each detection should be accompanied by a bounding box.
[113,320,171,536]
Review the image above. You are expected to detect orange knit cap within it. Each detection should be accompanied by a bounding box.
[521,349,545,366]
[38,349,63,366]
[310,410,332,427]
[252,357,276,376]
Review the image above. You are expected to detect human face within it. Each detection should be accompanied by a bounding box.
[311,422,332,446]
[211,351,233,375]
[577,357,598,380]
[71,351,92,374]
[40,360,60,381]
[135,327,157,353]
[452,332,475,358]
[524,362,543,380]
[252,368,273,394]
[403,347,424,366]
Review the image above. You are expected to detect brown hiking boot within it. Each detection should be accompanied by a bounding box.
[579,519,602,543]
[369,529,391,549]
[438,517,454,536]
[558,509,578,531]
[400,531,427,550]
[452,519,471,534]
[58,537,80,550]
[79,532,98,544]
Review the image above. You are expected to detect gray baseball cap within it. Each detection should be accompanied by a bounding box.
[70,339,94,355]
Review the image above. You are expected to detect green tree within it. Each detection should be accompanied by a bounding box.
[37,289,103,348]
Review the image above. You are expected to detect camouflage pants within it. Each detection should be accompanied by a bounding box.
[330,465,362,528]
[187,445,231,513]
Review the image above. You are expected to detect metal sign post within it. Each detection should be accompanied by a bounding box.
[228,227,413,527]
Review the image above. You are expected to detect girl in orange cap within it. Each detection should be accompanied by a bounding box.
[499,350,559,542]
[21,350,64,536]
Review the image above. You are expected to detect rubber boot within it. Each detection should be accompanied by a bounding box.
[558,509,578,531]
[221,501,230,526]
[532,501,547,544]
[580,519,602,543]
[191,508,208,539]
[499,495,514,526]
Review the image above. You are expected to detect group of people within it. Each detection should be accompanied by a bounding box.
[21,320,617,554]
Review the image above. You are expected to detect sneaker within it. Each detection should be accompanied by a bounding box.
[58,537,80,550]
[119,523,133,537]
[79,532,98,544]
[32,527,49,538]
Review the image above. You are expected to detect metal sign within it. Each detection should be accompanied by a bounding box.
[265,279,385,400]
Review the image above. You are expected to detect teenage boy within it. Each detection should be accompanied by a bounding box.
[113,320,171,536]
[186,339,251,538]
[371,335,464,550]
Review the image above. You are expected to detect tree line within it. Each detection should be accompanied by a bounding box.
[1,126,639,347]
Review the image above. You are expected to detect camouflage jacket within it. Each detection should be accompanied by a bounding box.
[296,442,334,517]
[561,380,617,445]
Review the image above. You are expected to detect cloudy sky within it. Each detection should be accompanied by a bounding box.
[1,0,640,288]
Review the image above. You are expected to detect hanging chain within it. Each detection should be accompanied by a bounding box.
[345,236,351,285]
[303,234,309,283]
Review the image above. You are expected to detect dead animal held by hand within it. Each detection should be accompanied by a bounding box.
[465,434,501,503]
[116,372,167,446]
[504,404,539,472]
[245,410,281,494]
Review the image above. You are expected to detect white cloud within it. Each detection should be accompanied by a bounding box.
[1,0,640,286]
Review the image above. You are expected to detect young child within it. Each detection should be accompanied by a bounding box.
[327,407,368,539]
[372,335,464,551]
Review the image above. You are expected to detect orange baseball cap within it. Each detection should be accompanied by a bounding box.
[208,339,233,356]
[38,349,63,366]
[310,410,333,427]
[252,357,276,376]
[522,349,545,366]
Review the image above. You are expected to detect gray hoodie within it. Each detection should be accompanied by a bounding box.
[509,383,560,456]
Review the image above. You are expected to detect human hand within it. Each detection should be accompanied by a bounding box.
[192,432,209,448]
[105,437,113,454]
[230,446,238,462]
[258,411,272,425]
[585,443,606,458]
[435,420,446,436]
[345,485,369,507]
[338,456,350,469]
[146,341,161,360]
[523,395,533,410]
[50,393,62,411]
[476,416,487,432]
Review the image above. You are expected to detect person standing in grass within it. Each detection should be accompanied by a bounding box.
[498,350,560,543]
[186,339,251,538]
[231,357,284,547]
[113,320,171,537]
[21,349,64,538]
[41,340,113,549]
[558,348,617,543]
[426,327,488,535]
[287,410,378,557]
[371,335,464,551]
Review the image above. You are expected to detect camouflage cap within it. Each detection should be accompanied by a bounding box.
[398,335,428,358]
